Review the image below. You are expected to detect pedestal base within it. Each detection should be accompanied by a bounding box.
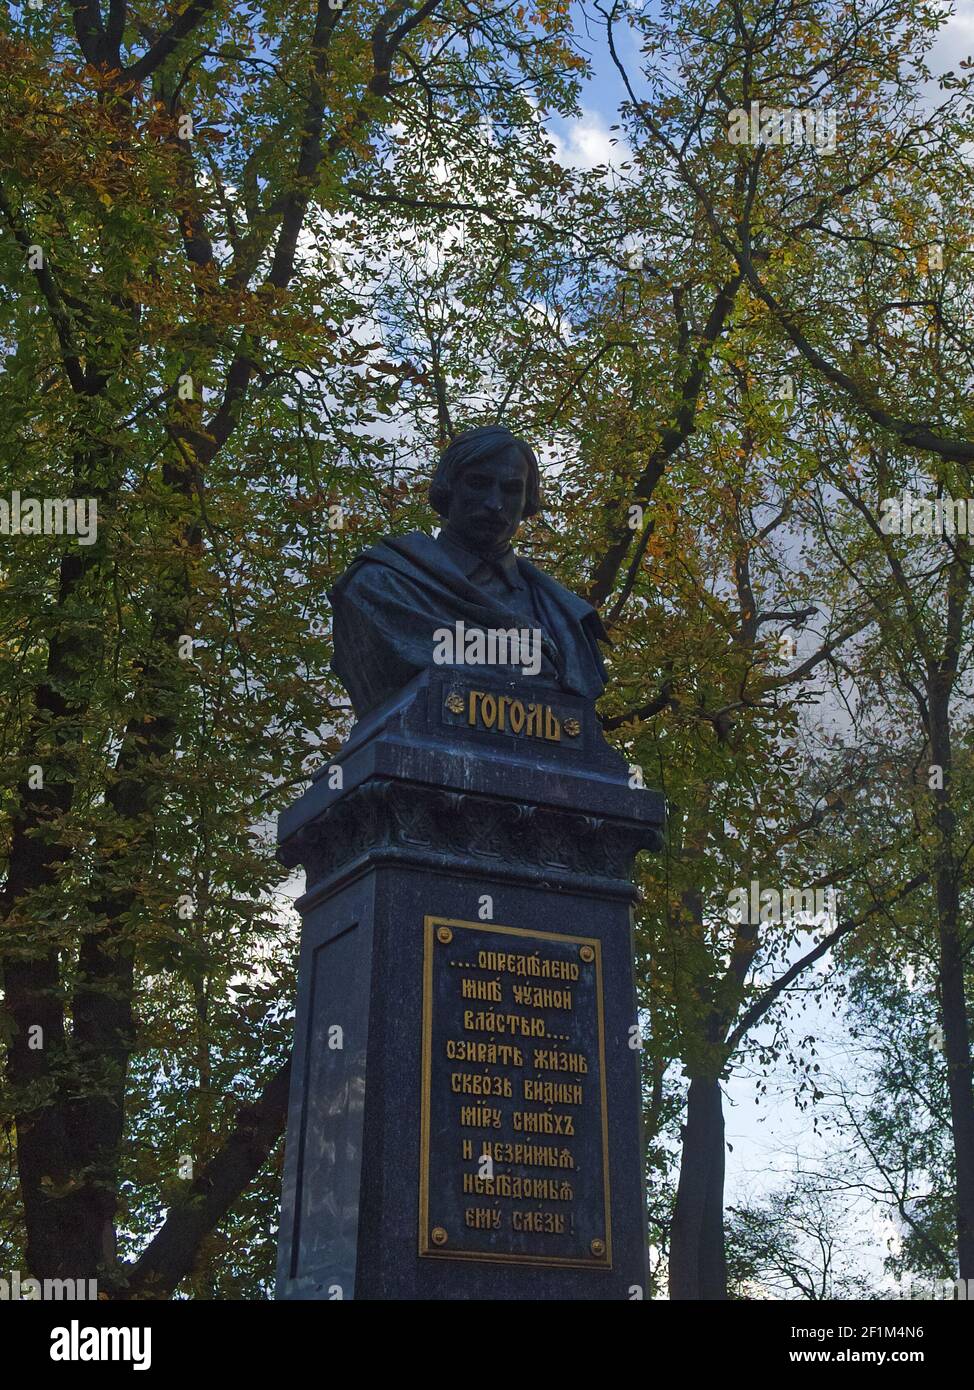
[275,670,663,1300]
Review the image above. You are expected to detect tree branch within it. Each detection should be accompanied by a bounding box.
[124,1058,292,1299]
[726,871,929,1054]
[122,0,219,84]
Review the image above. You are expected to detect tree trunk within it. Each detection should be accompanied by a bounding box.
[929,686,974,1279]
[1,456,114,1278]
[669,1074,728,1299]
[936,909,974,1279]
[125,1059,291,1299]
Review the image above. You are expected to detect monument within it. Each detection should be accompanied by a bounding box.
[275,425,664,1299]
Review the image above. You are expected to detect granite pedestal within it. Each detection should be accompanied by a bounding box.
[275,668,663,1300]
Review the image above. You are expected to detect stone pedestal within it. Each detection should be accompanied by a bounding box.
[274,669,663,1300]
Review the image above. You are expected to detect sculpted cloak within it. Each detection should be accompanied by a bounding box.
[329,530,607,718]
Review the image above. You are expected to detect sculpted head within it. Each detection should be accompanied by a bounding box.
[430,425,541,556]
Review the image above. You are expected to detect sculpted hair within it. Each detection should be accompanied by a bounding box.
[429,425,542,520]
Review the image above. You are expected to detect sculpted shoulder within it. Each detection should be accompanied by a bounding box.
[332,530,603,633]
[327,534,413,610]
[515,555,607,639]
[328,531,446,601]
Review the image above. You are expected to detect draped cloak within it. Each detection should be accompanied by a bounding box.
[328,530,608,718]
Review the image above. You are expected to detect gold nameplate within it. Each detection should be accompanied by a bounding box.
[419,916,611,1268]
[444,688,581,741]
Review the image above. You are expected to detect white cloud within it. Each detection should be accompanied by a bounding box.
[548,107,631,171]
[931,0,974,70]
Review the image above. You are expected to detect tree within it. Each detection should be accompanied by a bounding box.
[727,1175,880,1300]
[0,0,585,1295]
[575,0,974,1299]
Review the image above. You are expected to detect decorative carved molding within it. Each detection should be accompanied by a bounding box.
[279,777,660,885]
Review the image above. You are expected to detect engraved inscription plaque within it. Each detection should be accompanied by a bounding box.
[419,916,611,1268]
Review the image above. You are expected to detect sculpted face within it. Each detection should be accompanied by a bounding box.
[443,445,528,556]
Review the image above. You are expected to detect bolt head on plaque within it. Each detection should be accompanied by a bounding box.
[579,944,595,963]
[431,1227,448,1247]
[590,1238,606,1258]
[436,925,453,944]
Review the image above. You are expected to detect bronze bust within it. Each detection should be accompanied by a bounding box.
[329,425,608,718]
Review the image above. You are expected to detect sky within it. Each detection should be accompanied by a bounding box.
[548,0,974,172]
[538,0,974,1293]
[266,0,974,1295]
